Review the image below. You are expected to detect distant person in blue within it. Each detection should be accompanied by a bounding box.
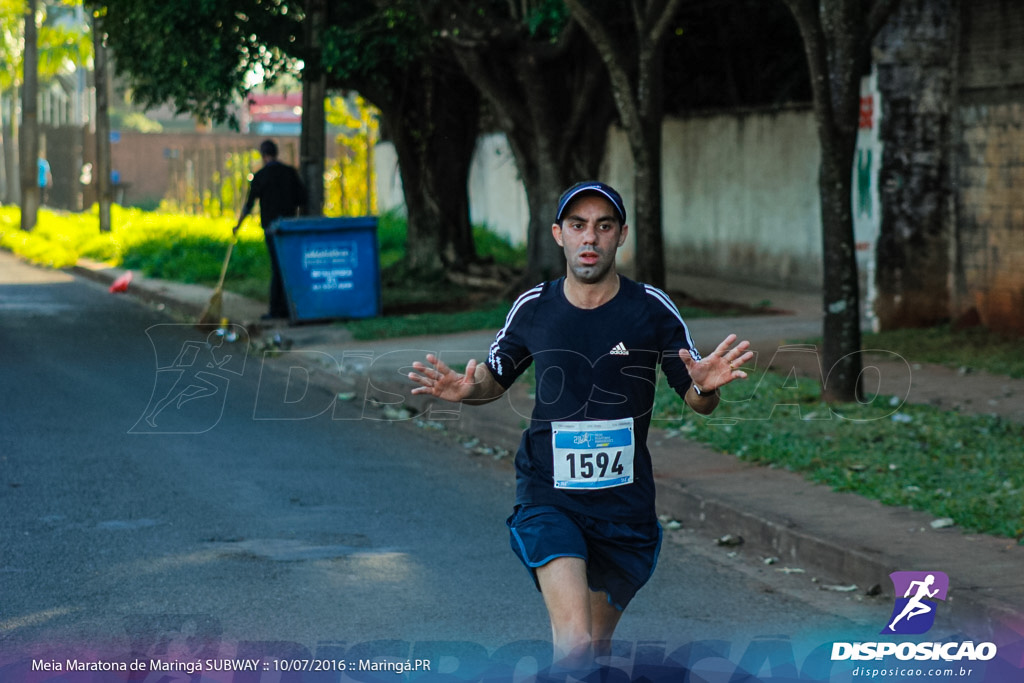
[233,139,307,320]
[409,181,754,672]
[38,157,52,206]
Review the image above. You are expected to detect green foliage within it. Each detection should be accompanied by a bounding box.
[0,0,91,90]
[375,210,408,269]
[373,209,527,274]
[0,208,79,267]
[524,0,569,38]
[160,148,260,218]
[324,95,379,217]
[115,111,164,134]
[321,0,428,90]
[38,16,92,80]
[0,205,269,298]
[864,327,1024,379]
[653,368,1024,541]
[373,218,525,318]
[472,224,526,270]
[345,302,511,341]
[0,207,527,309]
[90,0,299,126]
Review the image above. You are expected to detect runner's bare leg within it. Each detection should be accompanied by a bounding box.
[536,557,624,667]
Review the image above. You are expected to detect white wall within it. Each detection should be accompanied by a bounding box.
[376,106,823,289]
[374,143,405,218]
[373,132,530,243]
[467,134,530,244]
[660,108,822,289]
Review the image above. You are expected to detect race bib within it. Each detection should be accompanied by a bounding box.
[551,418,635,490]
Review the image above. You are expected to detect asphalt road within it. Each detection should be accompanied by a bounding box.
[0,253,882,679]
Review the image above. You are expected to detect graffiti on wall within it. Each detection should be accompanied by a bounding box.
[853,69,883,332]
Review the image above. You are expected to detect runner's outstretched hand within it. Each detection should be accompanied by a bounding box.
[410,354,492,403]
[679,333,754,393]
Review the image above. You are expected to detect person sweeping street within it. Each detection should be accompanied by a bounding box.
[233,139,307,320]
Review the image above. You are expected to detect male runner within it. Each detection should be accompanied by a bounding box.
[409,181,752,669]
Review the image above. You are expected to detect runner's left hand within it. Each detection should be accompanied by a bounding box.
[679,333,753,393]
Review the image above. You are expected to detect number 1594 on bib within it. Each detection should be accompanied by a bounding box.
[551,419,635,490]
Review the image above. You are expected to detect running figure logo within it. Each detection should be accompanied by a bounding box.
[881,571,949,635]
[130,324,248,434]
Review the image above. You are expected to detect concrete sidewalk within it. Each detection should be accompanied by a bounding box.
[70,258,1024,648]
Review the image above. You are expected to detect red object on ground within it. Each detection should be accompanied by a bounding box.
[109,271,133,293]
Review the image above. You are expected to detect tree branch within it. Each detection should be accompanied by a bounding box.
[649,0,684,44]
[447,44,528,134]
[782,0,835,136]
[565,0,627,67]
[422,0,519,49]
[559,44,608,155]
[533,12,578,61]
[564,0,635,130]
[867,0,902,40]
[631,1,645,38]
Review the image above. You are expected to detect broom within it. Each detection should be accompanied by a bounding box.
[197,239,236,327]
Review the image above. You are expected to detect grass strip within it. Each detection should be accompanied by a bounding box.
[865,327,1024,379]
[346,302,513,341]
[652,368,1024,542]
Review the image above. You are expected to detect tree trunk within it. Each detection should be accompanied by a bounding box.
[502,125,570,284]
[365,57,481,274]
[445,25,614,285]
[632,40,668,288]
[20,0,39,232]
[501,111,612,284]
[385,107,478,273]
[300,0,327,216]
[818,138,863,403]
[93,11,112,233]
[1,90,18,205]
[0,118,5,202]
[415,74,480,271]
[783,0,902,403]
[300,75,326,215]
[564,0,681,289]
[631,119,665,288]
[387,119,434,272]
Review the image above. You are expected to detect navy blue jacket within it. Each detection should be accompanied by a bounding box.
[486,277,700,523]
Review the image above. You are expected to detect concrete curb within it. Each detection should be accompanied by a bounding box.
[69,259,268,323]
[70,262,201,318]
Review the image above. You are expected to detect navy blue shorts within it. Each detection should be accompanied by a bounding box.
[506,504,662,610]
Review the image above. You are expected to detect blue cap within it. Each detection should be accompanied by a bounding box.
[555,181,626,224]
